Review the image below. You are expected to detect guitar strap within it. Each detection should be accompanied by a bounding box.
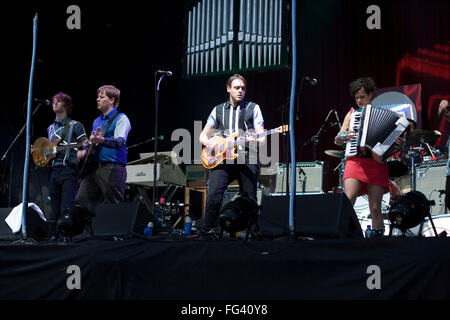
[59,119,72,143]
[100,111,120,137]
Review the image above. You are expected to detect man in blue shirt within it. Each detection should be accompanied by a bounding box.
[46,92,87,240]
[75,85,131,210]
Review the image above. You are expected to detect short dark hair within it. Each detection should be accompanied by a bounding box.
[349,77,377,97]
[226,74,247,88]
[52,92,73,115]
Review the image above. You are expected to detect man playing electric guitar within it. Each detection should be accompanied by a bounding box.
[40,92,87,240]
[199,74,265,232]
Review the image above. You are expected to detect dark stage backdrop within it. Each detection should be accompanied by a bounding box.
[0,0,448,207]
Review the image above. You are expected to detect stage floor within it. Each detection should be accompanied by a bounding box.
[1,234,449,301]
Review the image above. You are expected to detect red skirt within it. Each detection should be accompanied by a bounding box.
[343,156,389,196]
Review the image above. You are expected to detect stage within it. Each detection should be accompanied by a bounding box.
[1,233,449,301]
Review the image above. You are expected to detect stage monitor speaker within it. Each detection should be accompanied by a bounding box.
[259,193,363,239]
[90,201,140,236]
[415,160,447,215]
[222,187,263,208]
[0,207,48,240]
[270,161,329,194]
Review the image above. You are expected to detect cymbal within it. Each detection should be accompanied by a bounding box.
[407,130,441,145]
[325,149,345,158]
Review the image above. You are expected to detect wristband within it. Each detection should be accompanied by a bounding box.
[337,131,347,140]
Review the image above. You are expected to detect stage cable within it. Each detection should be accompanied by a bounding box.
[21,13,38,239]
[288,0,297,235]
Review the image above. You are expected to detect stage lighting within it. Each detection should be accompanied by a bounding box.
[388,191,431,234]
[57,205,94,239]
[219,196,259,235]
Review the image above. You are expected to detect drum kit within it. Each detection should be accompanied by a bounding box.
[324,129,443,221]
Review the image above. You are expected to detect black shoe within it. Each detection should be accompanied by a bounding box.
[368,228,385,237]
[197,227,219,240]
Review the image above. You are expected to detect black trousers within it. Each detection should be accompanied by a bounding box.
[75,163,127,212]
[204,164,259,228]
[48,166,79,222]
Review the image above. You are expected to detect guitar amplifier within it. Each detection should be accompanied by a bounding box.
[415,160,448,215]
[185,164,208,188]
[269,161,329,194]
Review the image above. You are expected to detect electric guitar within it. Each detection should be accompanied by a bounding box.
[77,127,101,179]
[201,125,289,169]
[31,137,84,168]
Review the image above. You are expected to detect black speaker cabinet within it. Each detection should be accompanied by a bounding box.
[0,207,48,240]
[90,202,140,236]
[259,193,363,239]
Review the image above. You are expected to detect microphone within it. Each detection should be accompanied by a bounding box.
[334,110,342,128]
[157,70,173,77]
[34,98,51,105]
[303,76,318,86]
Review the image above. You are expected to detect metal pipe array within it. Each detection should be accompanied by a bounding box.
[186,0,283,75]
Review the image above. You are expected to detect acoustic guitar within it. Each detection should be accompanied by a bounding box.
[201,125,289,169]
[31,137,84,168]
[77,127,101,179]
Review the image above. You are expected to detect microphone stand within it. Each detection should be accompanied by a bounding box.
[1,101,44,208]
[126,135,164,151]
[153,72,167,214]
[1,101,44,162]
[302,109,334,161]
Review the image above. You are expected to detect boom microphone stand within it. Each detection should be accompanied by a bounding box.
[1,101,45,208]
[302,109,337,161]
[153,70,172,213]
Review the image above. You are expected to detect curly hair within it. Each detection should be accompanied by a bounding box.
[349,77,377,97]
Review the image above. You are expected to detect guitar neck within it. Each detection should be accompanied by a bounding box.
[55,142,84,152]
[233,127,284,146]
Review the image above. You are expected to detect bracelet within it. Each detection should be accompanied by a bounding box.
[337,131,347,140]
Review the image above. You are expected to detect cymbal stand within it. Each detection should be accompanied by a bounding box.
[333,158,345,190]
[424,142,437,158]
[407,146,417,191]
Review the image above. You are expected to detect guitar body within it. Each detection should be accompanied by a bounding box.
[77,127,101,179]
[31,137,60,168]
[201,134,238,169]
[201,125,289,169]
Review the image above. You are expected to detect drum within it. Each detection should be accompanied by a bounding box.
[393,174,412,194]
[387,151,408,177]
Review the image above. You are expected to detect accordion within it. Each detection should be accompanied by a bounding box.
[345,104,409,163]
